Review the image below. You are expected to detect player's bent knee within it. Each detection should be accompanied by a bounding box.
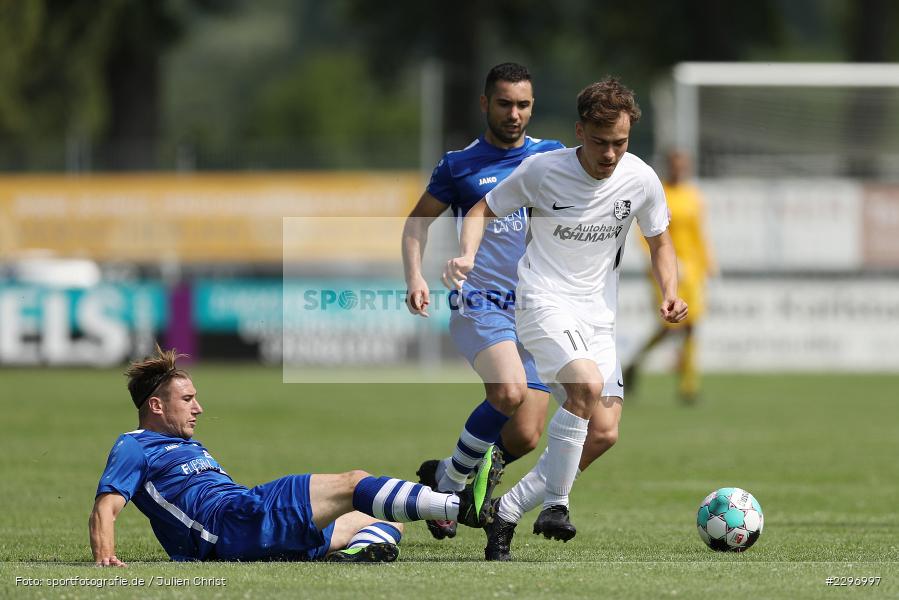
[487,383,527,413]
[585,381,605,400]
[589,427,619,449]
[567,382,604,406]
[344,470,370,491]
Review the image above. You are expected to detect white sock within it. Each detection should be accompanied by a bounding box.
[542,407,588,509]
[499,451,583,523]
[435,457,475,492]
[417,486,460,521]
[435,457,449,487]
[498,448,550,523]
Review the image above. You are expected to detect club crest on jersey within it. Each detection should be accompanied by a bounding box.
[614,199,631,220]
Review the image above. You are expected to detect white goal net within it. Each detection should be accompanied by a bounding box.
[655,62,899,179]
[629,63,899,373]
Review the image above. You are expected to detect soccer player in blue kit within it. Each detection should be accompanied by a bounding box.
[89,347,502,565]
[402,63,563,539]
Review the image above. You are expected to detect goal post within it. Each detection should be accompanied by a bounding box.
[630,62,899,373]
[661,62,899,178]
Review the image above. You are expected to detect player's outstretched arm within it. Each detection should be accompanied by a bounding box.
[402,192,449,317]
[646,230,688,323]
[442,198,496,290]
[89,493,128,567]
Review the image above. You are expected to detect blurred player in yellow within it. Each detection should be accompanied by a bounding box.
[625,149,716,404]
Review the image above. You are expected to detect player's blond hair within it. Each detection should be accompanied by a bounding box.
[577,78,641,127]
[125,344,190,411]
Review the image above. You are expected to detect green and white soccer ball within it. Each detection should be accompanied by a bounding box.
[696,487,764,552]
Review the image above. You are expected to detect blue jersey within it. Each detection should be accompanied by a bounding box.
[96,429,245,561]
[427,135,564,308]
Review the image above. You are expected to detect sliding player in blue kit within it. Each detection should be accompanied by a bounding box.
[89,346,502,565]
[402,63,563,539]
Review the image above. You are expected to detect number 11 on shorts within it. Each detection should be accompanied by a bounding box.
[563,329,588,351]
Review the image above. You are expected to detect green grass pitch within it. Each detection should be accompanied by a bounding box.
[1,366,898,598]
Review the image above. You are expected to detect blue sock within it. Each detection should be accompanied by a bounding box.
[465,399,511,440]
[346,522,402,549]
[441,400,509,490]
[352,476,458,521]
[495,436,521,466]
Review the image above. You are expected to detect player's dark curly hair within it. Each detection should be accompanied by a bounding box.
[125,343,190,410]
[577,77,641,127]
[484,62,532,98]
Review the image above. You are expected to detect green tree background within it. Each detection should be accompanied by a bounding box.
[0,0,895,171]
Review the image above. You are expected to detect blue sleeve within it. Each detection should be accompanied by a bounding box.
[425,155,458,206]
[547,140,566,151]
[96,435,147,502]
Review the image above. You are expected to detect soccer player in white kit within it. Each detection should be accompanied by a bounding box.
[443,78,687,559]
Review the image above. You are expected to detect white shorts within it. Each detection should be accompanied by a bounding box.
[515,303,624,405]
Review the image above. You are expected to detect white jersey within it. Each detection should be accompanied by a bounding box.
[486,148,669,326]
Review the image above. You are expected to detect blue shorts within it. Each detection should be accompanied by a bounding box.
[214,474,334,561]
[449,309,550,393]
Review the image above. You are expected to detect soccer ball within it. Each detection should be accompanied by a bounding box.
[696,487,764,552]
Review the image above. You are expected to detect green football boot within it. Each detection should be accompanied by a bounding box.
[456,445,504,528]
[326,542,400,563]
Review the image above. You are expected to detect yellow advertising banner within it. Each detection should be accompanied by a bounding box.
[0,172,422,263]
